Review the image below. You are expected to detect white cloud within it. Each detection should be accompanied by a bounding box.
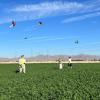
[63,0,100,23]
[0,1,84,23]
[0,0,100,24]
[10,2,83,13]
[63,12,100,23]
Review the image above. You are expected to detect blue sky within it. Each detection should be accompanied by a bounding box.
[0,0,100,57]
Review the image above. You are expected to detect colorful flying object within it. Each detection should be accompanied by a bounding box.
[24,37,28,39]
[38,21,43,25]
[75,40,79,44]
[9,21,16,28]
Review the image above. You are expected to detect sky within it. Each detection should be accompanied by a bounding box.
[0,0,100,57]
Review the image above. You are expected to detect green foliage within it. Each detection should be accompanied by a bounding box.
[0,63,100,100]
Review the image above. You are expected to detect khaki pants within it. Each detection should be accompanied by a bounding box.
[19,64,26,73]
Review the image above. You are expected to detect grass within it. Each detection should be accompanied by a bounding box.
[0,63,100,100]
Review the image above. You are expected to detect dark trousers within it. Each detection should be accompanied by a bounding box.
[68,63,72,67]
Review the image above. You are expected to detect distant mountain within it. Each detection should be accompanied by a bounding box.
[0,54,100,62]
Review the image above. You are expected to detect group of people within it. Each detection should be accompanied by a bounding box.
[58,57,72,70]
[17,55,72,73]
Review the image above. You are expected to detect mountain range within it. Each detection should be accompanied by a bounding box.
[0,54,100,62]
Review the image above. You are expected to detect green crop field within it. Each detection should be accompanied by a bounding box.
[0,63,100,100]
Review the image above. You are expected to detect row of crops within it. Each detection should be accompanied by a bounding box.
[0,63,100,100]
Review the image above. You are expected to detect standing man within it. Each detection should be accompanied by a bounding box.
[19,55,26,73]
[68,56,72,68]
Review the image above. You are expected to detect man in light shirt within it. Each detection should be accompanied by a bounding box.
[68,56,72,68]
[19,55,26,73]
